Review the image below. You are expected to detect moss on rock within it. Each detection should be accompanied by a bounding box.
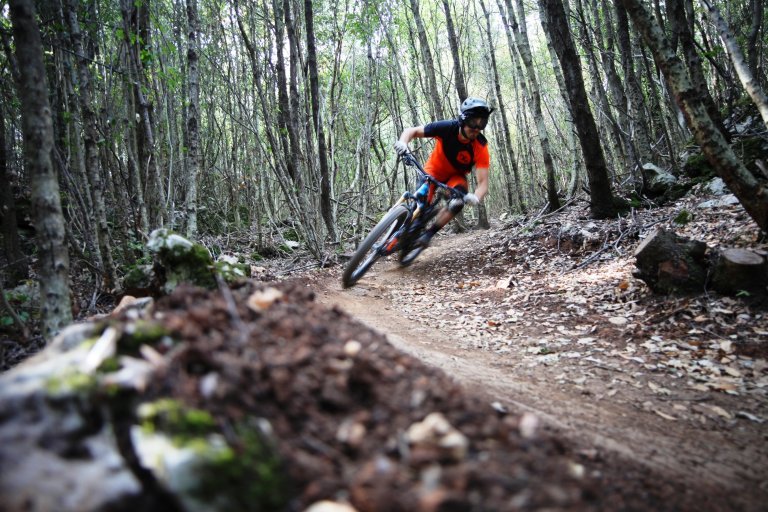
[120,320,173,355]
[134,399,290,511]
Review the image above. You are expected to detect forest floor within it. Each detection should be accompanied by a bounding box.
[294,188,768,511]
[3,186,768,511]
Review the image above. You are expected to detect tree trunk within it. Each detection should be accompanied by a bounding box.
[282,0,305,181]
[496,0,538,204]
[305,0,337,240]
[480,0,525,213]
[667,0,731,141]
[185,0,200,239]
[699,0,768,130]
[235,0,322,258]
[10,0,73,339]
[573,0,625,180]
[746,0,764,79]
[410,0,445,119]
[538,0,616,219]
[613,0,654,166]
[121,0,165,229]
[442,0,468,103]
[65,0,118,290]
[0,102,28,285]
[509,0,561,212]
[619,0,768,231]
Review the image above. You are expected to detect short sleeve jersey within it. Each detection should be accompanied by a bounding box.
[423,120,490,182]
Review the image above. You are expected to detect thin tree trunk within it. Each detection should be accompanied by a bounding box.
[509,0,561,211]
[614,0,654,167]
[442,0,468,103]
[619,0,768,231]
[538,0,616,219]
[0,102,28,285]
[236,0,322,258]
[305,0,337,240]
[121,0,165,229]
[574,0,625,179]
[283,0,305,182]
[410,0,445,119]
[667,0,731,140]
[185,0,200,238]
[65,0,118,289]
[10,0,73,339]
[699,0,768,130]
[480,0,525,213]
[497,0,537,203]
[746,0,764,79]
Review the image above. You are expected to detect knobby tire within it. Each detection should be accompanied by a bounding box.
[342,205,410,288]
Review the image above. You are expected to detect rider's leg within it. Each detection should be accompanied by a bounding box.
[418,182,467,246]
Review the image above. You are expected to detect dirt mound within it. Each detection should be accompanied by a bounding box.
[143,281,591,511]
[131,278,739,511]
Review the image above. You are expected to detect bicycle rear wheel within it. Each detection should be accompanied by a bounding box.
[342,205,410,288]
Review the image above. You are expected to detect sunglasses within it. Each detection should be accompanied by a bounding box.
[465,120,487,130]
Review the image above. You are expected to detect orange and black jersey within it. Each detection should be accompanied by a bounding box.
[423,120,490,182]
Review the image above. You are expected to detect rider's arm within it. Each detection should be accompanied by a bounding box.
[474,167,489,201]
[398,125,426,144]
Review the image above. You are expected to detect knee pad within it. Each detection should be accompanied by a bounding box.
[448,198,465,214]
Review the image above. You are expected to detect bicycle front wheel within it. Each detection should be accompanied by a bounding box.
[342,205,410,288]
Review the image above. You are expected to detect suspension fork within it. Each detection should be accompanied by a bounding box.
[380,198,415,255]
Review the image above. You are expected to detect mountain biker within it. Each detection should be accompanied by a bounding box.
[394,97,494,248]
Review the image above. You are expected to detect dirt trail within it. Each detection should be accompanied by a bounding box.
[313,229,768,510]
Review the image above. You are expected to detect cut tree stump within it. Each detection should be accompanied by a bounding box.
[633,228,709,293]
[710,248,768,295]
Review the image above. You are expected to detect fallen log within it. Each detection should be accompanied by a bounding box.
[633,228,709,294]
[634,228,768,296]
[710,248,768,295]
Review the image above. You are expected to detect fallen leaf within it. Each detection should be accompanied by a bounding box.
[736,411,764,423]
[648,382,671,395]
[701,404,733,419]
[654,409,677,421]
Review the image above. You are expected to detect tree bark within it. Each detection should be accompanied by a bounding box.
[746,0,764,79]
[699,0,768,130]
[496,0,538,204]
[667,0,731,140]
[0,101,28,285]
[613,0,653,166]
[619,0,768,231]
[185,0,200,239]
[305,0,337,240]
[509,0,561,212]
[65,0,118,289]
[10,0,73,339]
[538,0,616,218]
[442,1,468,103]
[120,0,165,229]
[633,228,709,293]
[480,0,525,213]
[573,0,625,178]
[410,0,445,119]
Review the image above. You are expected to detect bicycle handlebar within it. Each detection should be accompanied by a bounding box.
[400,152,466,200]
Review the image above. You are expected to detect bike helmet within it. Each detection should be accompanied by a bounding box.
[459,97,495,123]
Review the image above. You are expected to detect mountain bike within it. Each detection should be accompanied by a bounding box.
[342,152,467,288]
